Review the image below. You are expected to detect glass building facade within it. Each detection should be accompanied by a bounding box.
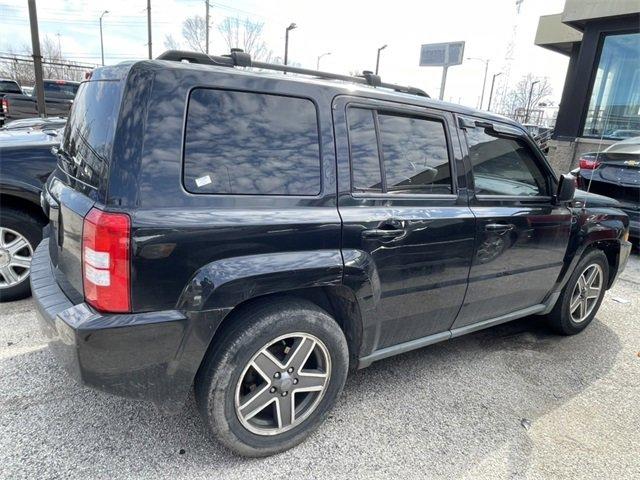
[583,32,640,139]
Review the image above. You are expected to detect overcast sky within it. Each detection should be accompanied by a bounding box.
[0,0,570,109]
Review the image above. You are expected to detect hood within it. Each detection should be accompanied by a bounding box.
[572,189,620,208]
[0,128,61,147]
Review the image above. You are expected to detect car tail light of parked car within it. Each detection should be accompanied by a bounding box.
[1,97,8,113]
[82,208,131,312]
[579,154,601,170]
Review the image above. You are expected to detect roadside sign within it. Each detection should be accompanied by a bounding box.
[419,41,465,67]
[419,41,466,101]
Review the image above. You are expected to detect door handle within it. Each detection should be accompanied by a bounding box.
[485,223,514,232]
[362,228,405,238]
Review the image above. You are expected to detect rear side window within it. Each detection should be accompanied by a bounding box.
[347,107,453,195]
[183,88,321,196]
[60,80,122,191]
[466,129,549,197]
[43,81,79,99]
[0,80,22,94]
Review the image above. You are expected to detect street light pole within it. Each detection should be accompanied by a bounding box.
[487,72,502,112]
[147,0,152,59]
[525,79,540,123]
[375,44,387,75]
[99,10,109,66]
[205,0,210,54]
[467,57,489,109]
[284,23,297,69]
[316,51,331,70]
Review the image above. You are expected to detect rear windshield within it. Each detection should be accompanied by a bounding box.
[59,80,122,193]
[0,80,22,94]
[43,81,79,99]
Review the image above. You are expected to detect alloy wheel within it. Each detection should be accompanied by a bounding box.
[569,263,603,323]
[235,332,331,436]
[0,227,33,289]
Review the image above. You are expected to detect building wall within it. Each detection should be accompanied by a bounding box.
[547,137,616,174]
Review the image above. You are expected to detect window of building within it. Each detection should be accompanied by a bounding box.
[466,129,549,197]
[346,107,453,195]
[183,89,321,195]
[583,32,640,140]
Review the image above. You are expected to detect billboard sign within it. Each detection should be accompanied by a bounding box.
[419,41,465,67]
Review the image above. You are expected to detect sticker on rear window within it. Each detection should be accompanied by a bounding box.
[195,175,212,187]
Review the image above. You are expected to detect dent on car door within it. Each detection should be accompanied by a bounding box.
[453,120,572,327]
[333,97,475,356]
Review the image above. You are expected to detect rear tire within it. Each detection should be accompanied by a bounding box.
[0,207,43,302]
[195,298,349,457]
[545,249,609,335]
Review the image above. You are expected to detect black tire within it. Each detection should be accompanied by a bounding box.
[194,298,349,457]
[0,207,43,302]
[545,249,609,335]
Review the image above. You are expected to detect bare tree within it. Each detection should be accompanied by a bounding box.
[217,17,274,61]
[502,74,552,119]
[0,35,88,85]
[182,15,207,53]
[163,34,181,51]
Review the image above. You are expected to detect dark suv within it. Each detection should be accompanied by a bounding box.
[32,50,632,457]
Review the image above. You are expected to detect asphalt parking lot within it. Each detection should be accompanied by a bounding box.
[1,253,638,480]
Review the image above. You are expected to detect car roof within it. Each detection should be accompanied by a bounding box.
[95,59,522,130]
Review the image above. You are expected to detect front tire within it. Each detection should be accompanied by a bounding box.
[546,249,609,335]
[195,298,349,457]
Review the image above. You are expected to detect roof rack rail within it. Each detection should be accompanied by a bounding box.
[156,49,430,98]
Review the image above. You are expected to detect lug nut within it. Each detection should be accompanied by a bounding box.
[287,367,294,373]
[270,387,277,393]
[274,372,281,379]
[281,391,288,397]
[293,378,298,385]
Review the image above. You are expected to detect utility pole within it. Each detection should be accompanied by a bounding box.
[147,0,152,59]
[99,10,109,66]
[487,72,502,111]
[375,44,387,75]
[27,0,46,117]
[525,79,539,123]
[205,1,210,54]
[284,23,297,70]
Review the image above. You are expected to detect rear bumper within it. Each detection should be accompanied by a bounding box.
[31,239,228,412]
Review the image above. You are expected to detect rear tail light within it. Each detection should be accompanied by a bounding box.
[1,97,8,113]
[579,156,601,170]
[82,208,131,312]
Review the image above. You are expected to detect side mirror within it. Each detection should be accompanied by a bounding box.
[556,173,576,203]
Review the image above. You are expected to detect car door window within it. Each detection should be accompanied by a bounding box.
[378,113,452,194]
[346,107,453,195]
[466,129,549,197]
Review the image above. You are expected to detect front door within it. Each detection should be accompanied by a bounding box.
[453,119,572,327]
[333,97,476,355]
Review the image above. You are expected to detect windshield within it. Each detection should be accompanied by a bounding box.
[0,80,22,94]
[42,81,79,99]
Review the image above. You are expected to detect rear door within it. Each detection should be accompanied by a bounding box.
[453,118,571,327]
[334,96,475,353]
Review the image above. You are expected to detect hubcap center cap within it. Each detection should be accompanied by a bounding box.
[274,372,294,392]
[0,249,10,268]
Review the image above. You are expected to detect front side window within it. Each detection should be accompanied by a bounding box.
[184,89,321,195]
[346,107,453,195]
[466,129,549,197]
[583,32,640,139]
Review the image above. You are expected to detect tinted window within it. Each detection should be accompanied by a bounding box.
[347,108,382,192]
[61,80,122,191]
[43,81,79,99]
[378,114,452,194]
[184,89,321,196]
[0,80,22,94]
[466,129,548,196]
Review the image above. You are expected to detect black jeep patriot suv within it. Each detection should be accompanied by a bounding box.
[32,50,632,457]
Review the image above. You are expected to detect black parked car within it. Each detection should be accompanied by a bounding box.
[32,51,631,457]
[572,137,639,240]
[0,127,61,300]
